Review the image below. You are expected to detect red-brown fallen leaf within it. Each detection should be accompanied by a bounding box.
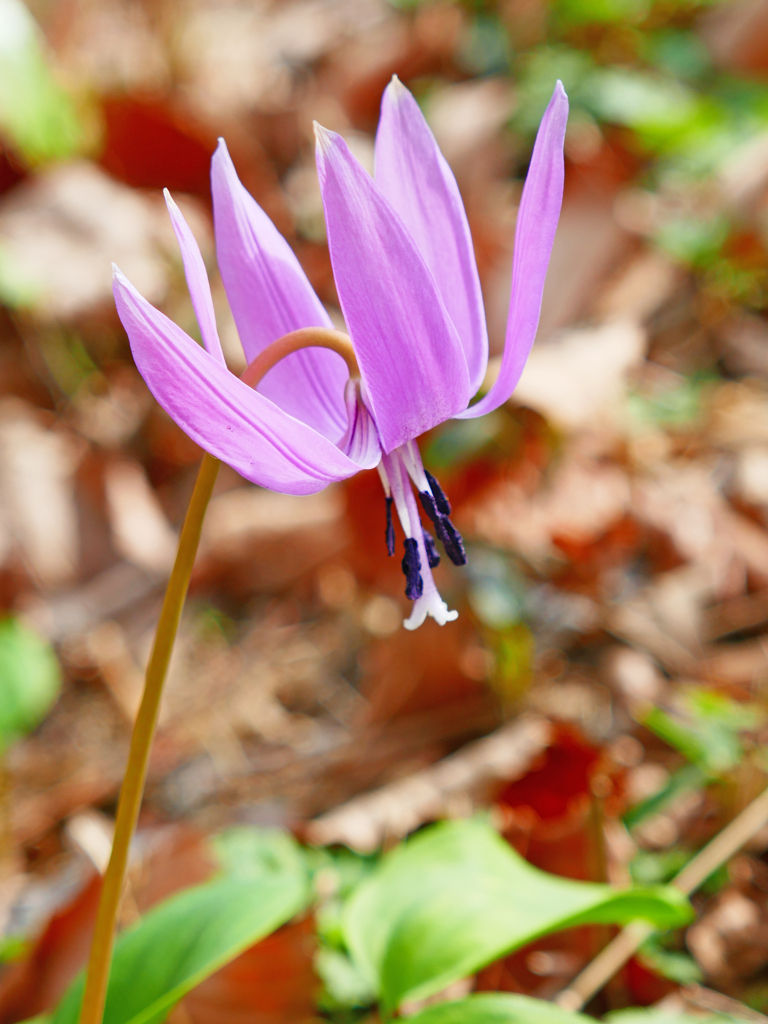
[176,917,317,1024]
[496,726,625,881]
[498,726,601,824]
[0,871,101,1023]
[625,954,677,1006]
[99,98,215,203]
[0,826,213,1022]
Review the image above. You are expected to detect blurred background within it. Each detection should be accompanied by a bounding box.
[4,0,768,1019]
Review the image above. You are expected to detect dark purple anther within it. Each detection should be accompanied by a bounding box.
[401,537,423,600]
[418,489,440,525]
[385,496,395,556]
[422,529,440,568]
[435,517,466,566]
[418,472,466,567]
[425,470,451,516]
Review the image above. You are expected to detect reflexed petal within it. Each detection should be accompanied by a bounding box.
[458,81,568,419]
[315,125,471,453]
[375,77,488,393]
[114,268,370,495]
[164,189,225,365]
[211,139,348,440]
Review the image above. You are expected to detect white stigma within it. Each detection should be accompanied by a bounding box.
[404,591,459,631]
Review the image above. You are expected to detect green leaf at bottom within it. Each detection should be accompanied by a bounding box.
[344,819,692,1013]
[407,994,592,1024]
[52,863,308,1024]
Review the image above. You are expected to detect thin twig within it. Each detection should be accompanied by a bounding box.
[555,784,768,1012]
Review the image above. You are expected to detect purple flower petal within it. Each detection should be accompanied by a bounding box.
[211,139,349,441]
[315,125,471,454]
[457,81,568,420]
[114,268,374,495]
[164,189,225,365]
[338,379,382,469]
[375,77,488,393]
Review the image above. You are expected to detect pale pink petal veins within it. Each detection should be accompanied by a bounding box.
[458,80,568,419]
[375,77,488,393]
[114,268,371,495]
[164,190,225,366]
[211,140,349,441]
[315,125,471,454]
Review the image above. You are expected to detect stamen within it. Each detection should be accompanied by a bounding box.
[385,497,395,557]
[401,537,423,600]
[422,529,440,568]
[425,470,452,516]
[377,460,391,497]
[418,488,441,524]
[418,487,467,567]
[435,517,466,566]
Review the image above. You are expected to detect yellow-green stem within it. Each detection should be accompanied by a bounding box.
[78,329,357,1024]
[78,452,220,1024]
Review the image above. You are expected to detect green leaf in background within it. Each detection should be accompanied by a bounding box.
[0,0,88,165]
[585,68,700,144]
[623,763,706,831]
[607,1010,741,1024]
[637,933,703,985]
[343,819,692,1013]
[0,617,61,753]
[554,0,650,28]
[407,993,592,1024]
[210,825,307,882]
[643,686,763,775]
[52,830,309,1024]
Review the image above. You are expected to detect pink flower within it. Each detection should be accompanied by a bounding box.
[113,79,567,629]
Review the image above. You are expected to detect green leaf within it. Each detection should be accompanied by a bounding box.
[623,763,706,831]
[0,618,61,753]
[642,687,763,774]
[0,0,87,165]
[406,994,592,1024]
[52,835,309,1024]
[210,825,307,882]
[607,1010,739,1024]
[344,819,692,1013]
[315,946,376,1011]
[638,934,703,985]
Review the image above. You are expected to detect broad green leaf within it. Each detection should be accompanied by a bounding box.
[344,819,692,1013]
[0,617,61,752]
[52,832,309,1024]
[406,994,592,1024]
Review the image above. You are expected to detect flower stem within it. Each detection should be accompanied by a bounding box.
[78,452,220,1024]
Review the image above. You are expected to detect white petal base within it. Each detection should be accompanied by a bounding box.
[404,592,459,631]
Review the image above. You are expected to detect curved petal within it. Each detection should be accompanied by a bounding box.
[114,268,372,495]
[164,189,225,365]
[338,379,382,469]
[375,77,488,393]
[457,81,568,420]
[211,140,348,440]
[315,125,470,454]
